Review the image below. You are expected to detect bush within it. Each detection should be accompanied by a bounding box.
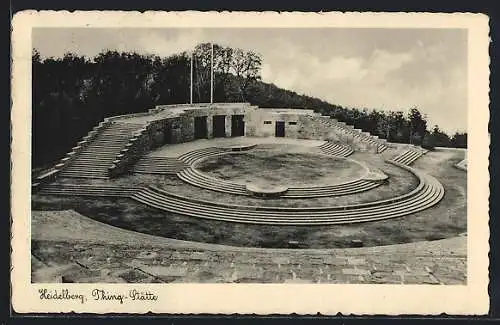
[421,133,436,150]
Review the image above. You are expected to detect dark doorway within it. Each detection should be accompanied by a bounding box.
[275,121,285,137]
[231,115,245,137]
[164,125,173,144]
[194,116,208,139]
[213,115,226,138]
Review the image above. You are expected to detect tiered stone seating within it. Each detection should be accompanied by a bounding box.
[177,147,229,165]
[58,122,143,179]
[36,161,444,225]
[318,142,353,157]
[392,147,427,166]
[177,166,381,198]
[316,118,388,153]
[132,157,188,175]
[285,180,380,198]
[131,162,444,225]
[38,183,140,197]
[377,144,388,153]
[177,167,247,195]
[455,159,467,171]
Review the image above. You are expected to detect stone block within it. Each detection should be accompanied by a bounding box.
[402,274,439,284]
[347,257,367,266]
[327,274,364,284]
[351,239,364,247]
[140,265,188,277]
[271,257,290,265]
[323,257,348,265]
[365,273,402,284]
[185,252,212,262]
[342,268,370,276]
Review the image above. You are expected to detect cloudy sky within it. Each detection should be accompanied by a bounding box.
[33,28,467,134]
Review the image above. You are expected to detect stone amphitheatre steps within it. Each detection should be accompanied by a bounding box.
[35,162,444,226]
[132,157,188,175]
[318,142,354,157]
[175,146,380,198]
[316,118,388,153]
[177,167,247,195]
[37,183,140,197]
[177,147,230,165]
[58,122,143,179]
[376,144,388,153]
[131,161,444,226]
[455,159,467,171]
[176,167,381,198]
[392,148,428,166]
[285,181,380,198]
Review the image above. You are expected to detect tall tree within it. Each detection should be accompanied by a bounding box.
[407,107,427,145]
[229,48,262,101]
[451,132,468,148]
[431,125,452,147]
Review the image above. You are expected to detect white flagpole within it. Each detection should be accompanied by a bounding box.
[190,51,193,104]
[210,43,214,104]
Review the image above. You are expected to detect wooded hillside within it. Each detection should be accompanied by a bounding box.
[32,43,467,167]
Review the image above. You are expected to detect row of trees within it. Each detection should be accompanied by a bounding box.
[32,43,466,167]
[242,83,467,149]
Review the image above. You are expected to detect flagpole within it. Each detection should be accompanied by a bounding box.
[190,51,193,104]
[210,43,214,104]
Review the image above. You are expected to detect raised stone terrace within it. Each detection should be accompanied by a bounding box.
[147,137,326,158]
[112,102,254,124]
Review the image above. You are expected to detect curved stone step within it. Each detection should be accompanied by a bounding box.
[130,172,443,225]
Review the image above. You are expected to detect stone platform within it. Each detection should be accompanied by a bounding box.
[31,210,467,284]
[245,184,288,198]
[217,144,257,152]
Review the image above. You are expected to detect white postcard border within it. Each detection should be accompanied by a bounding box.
[11,11,490,315]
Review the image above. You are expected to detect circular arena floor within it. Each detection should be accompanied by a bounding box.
[196,149,367,188]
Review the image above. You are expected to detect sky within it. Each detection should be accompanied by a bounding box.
[33,28,468,134]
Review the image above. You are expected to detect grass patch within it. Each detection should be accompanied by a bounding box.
[197,150,366,187]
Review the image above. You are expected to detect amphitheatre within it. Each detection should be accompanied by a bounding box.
[31,102,467,284]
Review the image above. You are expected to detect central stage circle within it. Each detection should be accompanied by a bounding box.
[195,149,368,188]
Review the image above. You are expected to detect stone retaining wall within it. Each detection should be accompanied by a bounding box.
[33,120,112,189]
[53,103,391,179]
[244,109,382,152]
[108,104,254,177]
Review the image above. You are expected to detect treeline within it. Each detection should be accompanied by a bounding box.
[243,83,467,150]
[32,43,466,167]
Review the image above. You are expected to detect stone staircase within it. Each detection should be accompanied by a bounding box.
[132,157,189,175]
[392,147,428,166]
[318,142,354,157]
[177,147,230,165]
[455,159,467,171]
[38,183,141,197]
[58,122,143,179]
[315,117,389,153]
